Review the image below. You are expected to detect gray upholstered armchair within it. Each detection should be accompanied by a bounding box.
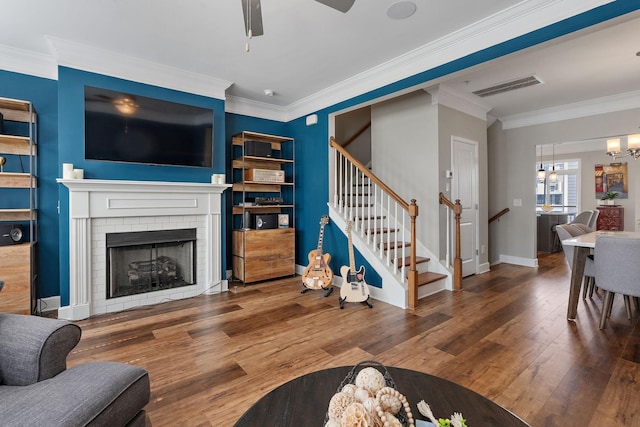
[0,313,150,426]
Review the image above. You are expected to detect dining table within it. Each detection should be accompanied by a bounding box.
[234,365,531,426]
[561,230,640,320]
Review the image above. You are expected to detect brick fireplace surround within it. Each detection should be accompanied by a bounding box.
[57,179,230,321]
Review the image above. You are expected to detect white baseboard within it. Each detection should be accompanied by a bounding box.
[498,254,539,268]
[477,262,491,274]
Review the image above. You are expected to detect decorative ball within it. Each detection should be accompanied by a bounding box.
[354,387,372,403]
[378,393,402,414]
[355,367,386,395]
[328,392,357,422]
[341,402,371,427]
[362,396,378,415]
[342,384,358,395]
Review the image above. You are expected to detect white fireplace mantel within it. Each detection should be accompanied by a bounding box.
[57,179,231,320]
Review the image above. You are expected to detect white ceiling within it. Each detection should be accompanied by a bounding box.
[0,0,638,125]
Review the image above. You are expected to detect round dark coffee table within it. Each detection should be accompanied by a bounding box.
[234,365,530,426]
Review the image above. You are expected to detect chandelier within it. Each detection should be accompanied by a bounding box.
[606,134,640,159]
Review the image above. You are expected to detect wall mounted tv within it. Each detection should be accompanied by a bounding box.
[84,86,213,168]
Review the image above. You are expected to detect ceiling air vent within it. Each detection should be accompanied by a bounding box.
[472,75,543,97]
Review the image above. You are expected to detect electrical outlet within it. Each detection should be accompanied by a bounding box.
[513,199,522,207]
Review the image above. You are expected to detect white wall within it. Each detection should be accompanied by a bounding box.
[489,107,640,265]
[370,91,489,267]
[371,91,439,251]
[437,104,489,269]
[335,106,371,165]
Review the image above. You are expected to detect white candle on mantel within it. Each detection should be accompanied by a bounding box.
[62,163,74,179]
[73,169,84,179]
[607,138,621,154]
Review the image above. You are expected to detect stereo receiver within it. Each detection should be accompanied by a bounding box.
[244,169,285,183]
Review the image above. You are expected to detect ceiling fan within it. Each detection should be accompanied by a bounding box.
[241,0,355,39]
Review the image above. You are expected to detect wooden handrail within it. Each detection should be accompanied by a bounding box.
[489,208,510,224]
[331,137,409,210]
[341,121,371,149]
[439,192,462,291]
[331,136,419,309]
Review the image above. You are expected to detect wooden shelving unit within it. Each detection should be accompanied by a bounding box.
[0,96,37,314]
[231,131,295,283]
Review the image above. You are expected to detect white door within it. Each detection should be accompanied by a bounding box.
[451,137,478,277]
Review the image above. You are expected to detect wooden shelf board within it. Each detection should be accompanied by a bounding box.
[0,134,36,155]
[232,205,293,215]
[0,97,36,123]
[232,131,294,145]
[232,157,293,169]
[232,182,284,193]
[0,209,36,221]
[0,172,36,188]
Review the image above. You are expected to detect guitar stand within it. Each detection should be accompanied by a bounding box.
[339,296,373,309]
[300,287,334,298]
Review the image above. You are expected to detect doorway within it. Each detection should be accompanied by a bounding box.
[451,137,479,277]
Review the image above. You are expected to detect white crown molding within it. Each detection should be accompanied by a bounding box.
[224,96,288,121]
[425,84,492,121]
[284,0,613,121]
[500,90,640,129]
[1,0,612,123]
[0,44,57,80]
[46,36,232,100]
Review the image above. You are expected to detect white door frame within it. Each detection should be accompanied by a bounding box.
[451,136,479,276]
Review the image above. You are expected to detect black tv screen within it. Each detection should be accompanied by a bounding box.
[84,86,213,168]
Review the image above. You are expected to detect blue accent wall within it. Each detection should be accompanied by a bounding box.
[57,67,227,306]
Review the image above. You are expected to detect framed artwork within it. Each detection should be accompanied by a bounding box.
[595,162,628,199]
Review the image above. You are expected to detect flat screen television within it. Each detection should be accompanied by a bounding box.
[84,86,213,168]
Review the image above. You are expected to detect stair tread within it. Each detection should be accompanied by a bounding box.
[382,241,411,250]
[366,228,398,235]
[416,271,447,286]
[396,256,430,267]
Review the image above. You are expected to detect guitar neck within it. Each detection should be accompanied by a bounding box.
[316,224,325,255]
[348,227,356,274]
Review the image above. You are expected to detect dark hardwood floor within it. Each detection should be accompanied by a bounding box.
[66,252,640,426]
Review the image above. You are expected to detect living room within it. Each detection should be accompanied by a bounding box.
[1,1,640,425]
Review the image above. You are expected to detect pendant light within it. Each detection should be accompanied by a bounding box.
[537,145,546,181]
[549,144,557,183]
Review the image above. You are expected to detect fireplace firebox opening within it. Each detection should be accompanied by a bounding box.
[106,228,197,299]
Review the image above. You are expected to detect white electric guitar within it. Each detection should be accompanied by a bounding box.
[339,221,372,309]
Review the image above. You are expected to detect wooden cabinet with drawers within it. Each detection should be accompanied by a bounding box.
[596,206,624,231]
[232,228,295,283]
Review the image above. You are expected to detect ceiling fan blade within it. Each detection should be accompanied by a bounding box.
[241,0,264,37]
[314,0,355,13]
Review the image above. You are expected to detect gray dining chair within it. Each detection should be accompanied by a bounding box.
[594,236,640,329]
[571,210,594,227]
[556,224,596,298]
[588,209,600,230]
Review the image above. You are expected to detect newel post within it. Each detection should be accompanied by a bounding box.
[407,199,419,309]
[453,199,463,291]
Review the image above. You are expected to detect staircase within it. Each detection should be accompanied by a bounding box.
[329,138,450,309]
